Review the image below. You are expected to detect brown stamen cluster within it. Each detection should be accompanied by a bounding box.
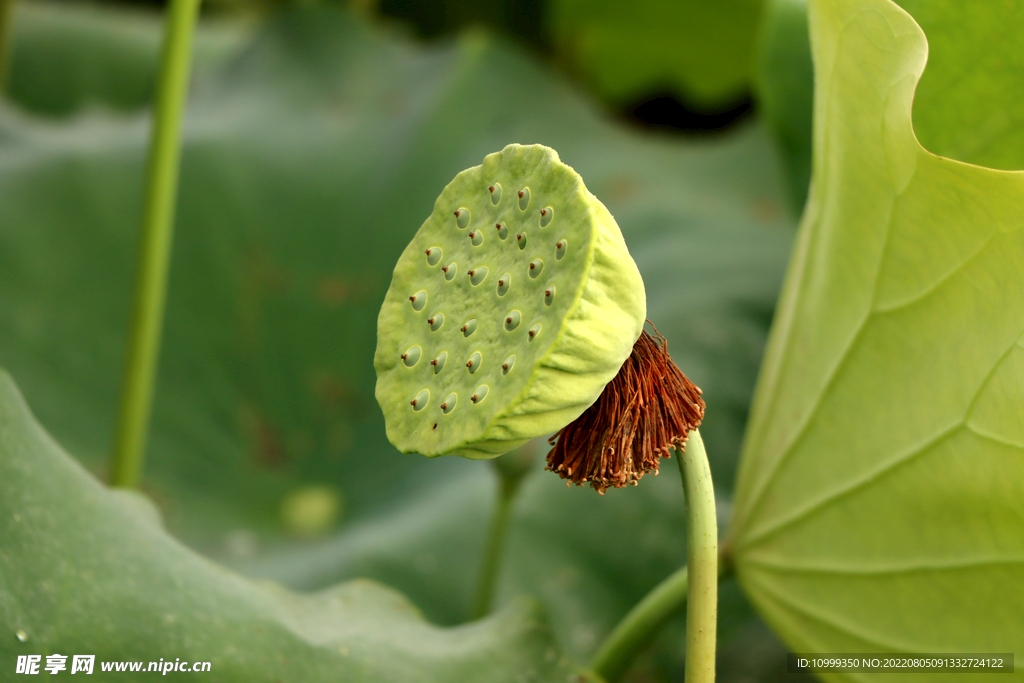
[546,326,705,494]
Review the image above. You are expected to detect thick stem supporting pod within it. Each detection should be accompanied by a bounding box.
[375,145,646,459]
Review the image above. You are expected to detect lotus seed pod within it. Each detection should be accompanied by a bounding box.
[374,143,646,459]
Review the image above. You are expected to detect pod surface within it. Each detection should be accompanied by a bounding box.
[375,144,645,458]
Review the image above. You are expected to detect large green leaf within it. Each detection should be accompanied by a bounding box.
[732,0,1024,673]
[546,0,764,110]
[0,370,585,682]
[1,4,797,680]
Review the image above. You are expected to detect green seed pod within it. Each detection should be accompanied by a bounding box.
[374,144,645,459]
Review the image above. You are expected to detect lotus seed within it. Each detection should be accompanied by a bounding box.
[428,313,444,331]
[540,207,553,227]
[469,267,488,286]
[544,285,555,306]
[409,290,427,311]
[555,240,567,260]
[461,318,478,336]
[411,389,429,411]
[454,208,470,229]
[528,259,543,278]
[402,345,422,367]
[489,183,502,205]
[472,385,489,403]
[470,230,484,246]
[467,351,482,373]
[431,352,447,373]
[528,323,541,340]
[442,394,457,414]
[501,355,515,375]
[496,222,509,240]
[504,310,521,331]
[518,188,530,210]
[443,263,456,281]
[425,247,443,266]
[516,232,527,250]
[496,273,510,296]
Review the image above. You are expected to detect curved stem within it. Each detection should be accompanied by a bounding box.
[470,460,523,619]
[590,429,718,682]
[110,0,202,488]
[590,565,689,681]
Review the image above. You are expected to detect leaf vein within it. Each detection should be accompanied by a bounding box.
[738,423,960,548]
[872,230,998,314]
[744,555,1024,576]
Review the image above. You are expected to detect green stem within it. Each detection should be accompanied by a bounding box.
[590,565,690,681]
[470,461,523,619]
[110,0,202,488]
[0,0,15,94]
[679,429,718,682]
[590,429,718,682]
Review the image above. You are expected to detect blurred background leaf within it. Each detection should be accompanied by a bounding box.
[897,0,1024,170]
[753,0,811,214]
[0,371,587,683]
[0,0,812,681]
[6,0,252,115]
[547,0,763,115]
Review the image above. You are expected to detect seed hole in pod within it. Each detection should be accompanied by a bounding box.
[441,393,457,414]
[555,239,567,260]
[469,230,484,247]
[466,351,482,374]
[461,318,478,337]
[411,389,429,411]
[430,352,447,374]
[402,345,422,367]
[495,223,508,240]
[544,285,555,306]
[454,208,470,229]
[501,355,516,375]
[468,266,488,286]
[442,263,457,281]
[428,313,444,331]
[518,187,530,211]
[409,290,427,311]
[516,232,527,250]
[496,273,511,296]
[528,323,541,341]
[539,207,553,227]
[471,385,489,404]
[528,259,544,278]
[489,183,502,205]
[425,247,443,266]
[504,310,521,331]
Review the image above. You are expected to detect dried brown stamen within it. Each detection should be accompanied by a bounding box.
[546,325,705,494]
